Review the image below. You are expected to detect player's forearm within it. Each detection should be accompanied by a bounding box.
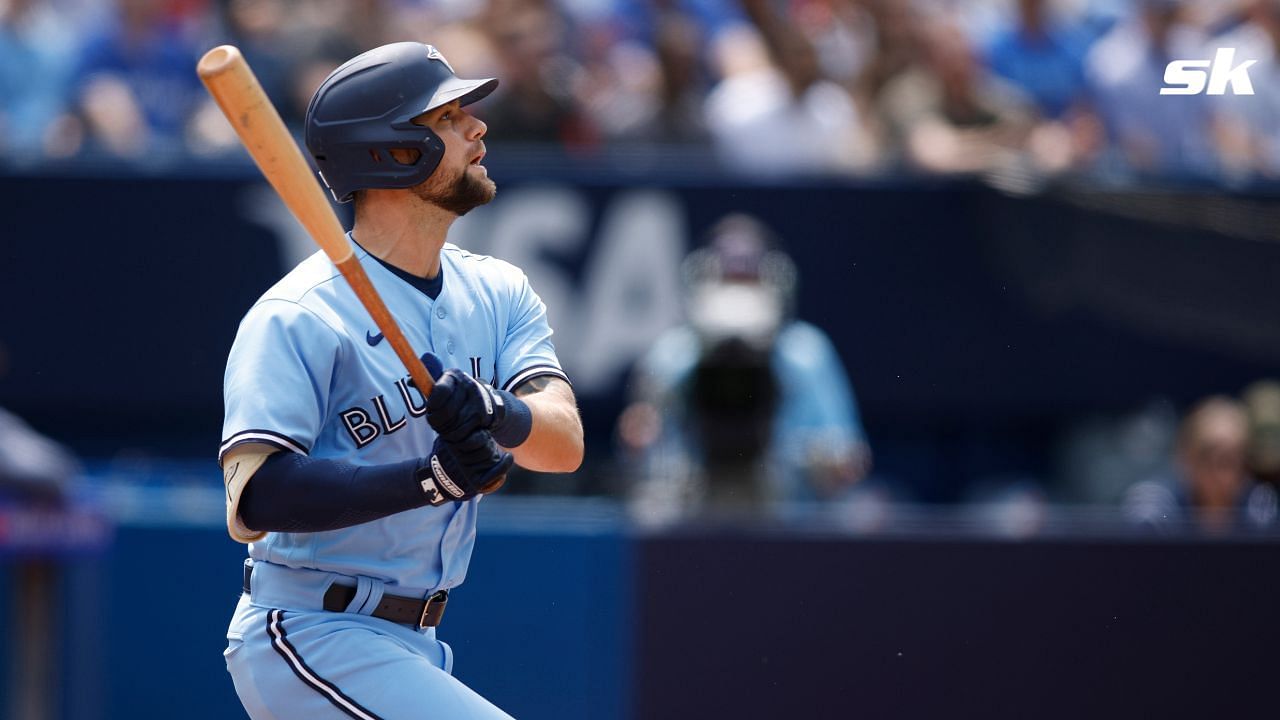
[238,453,430,533]
[508,388,584,473]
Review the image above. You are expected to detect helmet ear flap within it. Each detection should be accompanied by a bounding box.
[311,127,445,202]
[387,148,423,166]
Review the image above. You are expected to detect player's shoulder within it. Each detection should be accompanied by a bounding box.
[238,251,345,335]
[440,243,527,286]
[258,250,344,304]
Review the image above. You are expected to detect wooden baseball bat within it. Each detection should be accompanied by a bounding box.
[196,45,436,399]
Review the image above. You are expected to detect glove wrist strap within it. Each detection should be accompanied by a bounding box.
[491,390,533,448]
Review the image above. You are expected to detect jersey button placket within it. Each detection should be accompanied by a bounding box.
[434,306,455,355]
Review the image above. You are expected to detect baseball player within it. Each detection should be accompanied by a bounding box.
[218,42,583,720]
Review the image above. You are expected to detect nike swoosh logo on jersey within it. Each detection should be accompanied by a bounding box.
[366,330,384,346]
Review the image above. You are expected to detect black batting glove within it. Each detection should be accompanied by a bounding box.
[416,429,513,506]
[426,368,513,441]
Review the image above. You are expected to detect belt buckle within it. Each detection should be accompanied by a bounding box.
[417,597,435,630]
[417,589,448,627]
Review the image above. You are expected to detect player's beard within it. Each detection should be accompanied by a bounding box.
[414,165,496,217]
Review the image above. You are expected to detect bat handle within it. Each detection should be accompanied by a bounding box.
[481,474,508,494]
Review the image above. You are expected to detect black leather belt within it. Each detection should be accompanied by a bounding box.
[243,563,448,629]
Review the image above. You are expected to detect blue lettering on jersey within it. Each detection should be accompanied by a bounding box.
[468,356,497,385]
[338,360,494,450]
[341,407,380,447]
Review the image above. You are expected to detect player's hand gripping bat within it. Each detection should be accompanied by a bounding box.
[197,45,506,492]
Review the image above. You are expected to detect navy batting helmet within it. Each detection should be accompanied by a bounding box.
[304,42,498,203]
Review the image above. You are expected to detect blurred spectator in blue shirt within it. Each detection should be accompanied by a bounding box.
[1209,0,1280,181]
[578,6,711,146]
[0,0,82,159]
[618,213,871,521]
[74,0,204,157]
[984,0,1091,120]
[1083,0,1220,179]
[217,0,294,121]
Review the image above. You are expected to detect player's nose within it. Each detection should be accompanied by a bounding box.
[464,112,487,141]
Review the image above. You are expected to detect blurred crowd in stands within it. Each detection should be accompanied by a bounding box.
[6,0,1280,184]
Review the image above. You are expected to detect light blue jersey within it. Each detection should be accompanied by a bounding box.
[221,236,567,594]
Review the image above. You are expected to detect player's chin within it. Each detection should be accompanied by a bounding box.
[470,169,497,202]
[469,163,495,184]
[441,172,497,217]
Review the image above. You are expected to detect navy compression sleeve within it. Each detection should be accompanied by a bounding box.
[238,452,427,533]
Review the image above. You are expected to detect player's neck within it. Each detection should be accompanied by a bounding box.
[352,194,455,279]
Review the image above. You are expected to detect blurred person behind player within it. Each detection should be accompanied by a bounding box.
[0,0,84,159]
[576,6,711,147]
[618,213,870,522]
[73,0,205,157]
[875,15,1040,176]
[703,0,871,176]
[219,42,583,720]
[1209,0,1280,181]
[476,0,597,147]
[983,0,1093,120]
[1123,395,1273,531]
[981,0,1104,174]
[1243,380,1280,490]
[1083,0,1220,180]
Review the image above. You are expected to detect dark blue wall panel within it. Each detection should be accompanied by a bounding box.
[36,520,632,720]
[635,533,1280,720]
